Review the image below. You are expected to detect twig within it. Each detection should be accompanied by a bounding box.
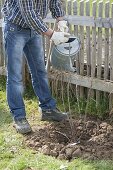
[55,131,70,142]
[76,84,81,114]
[61,71,66,112]
[67,73,76,142]
[84,77,93,121]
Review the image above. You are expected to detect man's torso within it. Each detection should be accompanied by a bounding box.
[2,0,50,28]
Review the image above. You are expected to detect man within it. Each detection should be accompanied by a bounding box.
[2,0,70,134]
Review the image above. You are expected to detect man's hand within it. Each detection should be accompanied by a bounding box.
[51,31,70,45]
[58,20,69,32]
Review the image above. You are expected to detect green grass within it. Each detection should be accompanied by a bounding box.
[0,75,113,170]
[50,81,109,119]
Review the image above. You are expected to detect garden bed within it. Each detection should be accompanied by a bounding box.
[25,116,113,161]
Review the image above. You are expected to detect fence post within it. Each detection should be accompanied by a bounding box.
[86,0,91,77]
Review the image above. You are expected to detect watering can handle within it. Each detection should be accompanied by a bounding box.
[46,20,57,73]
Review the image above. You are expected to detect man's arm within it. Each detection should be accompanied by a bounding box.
[18,0,70,44]
[18,0,53,37]
[49,0,65,21]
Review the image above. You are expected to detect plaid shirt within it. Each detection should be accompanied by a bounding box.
[2,0,65,33]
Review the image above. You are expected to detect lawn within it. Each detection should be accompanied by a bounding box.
[1,0,113,168]
[0,75,113,170]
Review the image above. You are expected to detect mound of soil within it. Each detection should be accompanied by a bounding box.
[25,116,113,161]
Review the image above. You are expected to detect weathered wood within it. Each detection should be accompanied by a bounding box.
[91,1,97,78]
[104,2,110,80]
[0,20,2,27]
[73,0,80,97]
[67,0,72,34]
[79,0,84,98]
[49,72,113,93]
[109,3,113,109]
[0,66,6,75]
[73,0,78,36]
[96,1,103,105]
[61,0,66,12]
[85,0,91,99]
[73,0,79,74]
[90,1,97,98]
[110,4,113,82]
[86,0,91,76]
[104,2,109,102]
[1,15,113,29]
[43,15,113,28]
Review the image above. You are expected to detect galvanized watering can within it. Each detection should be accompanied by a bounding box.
[50,36,81,72]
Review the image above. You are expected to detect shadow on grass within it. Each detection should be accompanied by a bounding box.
[0,75,12,126]
[0,75,6,91]
[24,80,36,100]
[0,75,36,99]
[0,105,12,126]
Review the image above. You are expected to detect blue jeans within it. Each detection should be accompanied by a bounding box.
[3,21,56,121]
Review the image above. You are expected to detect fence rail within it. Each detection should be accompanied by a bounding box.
[44,15,113,28]
[1,0,113,108]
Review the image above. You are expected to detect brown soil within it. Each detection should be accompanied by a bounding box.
[24,116,113,161]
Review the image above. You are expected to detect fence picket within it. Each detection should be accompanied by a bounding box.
[90,1,97,98]
[96,1,103,105]
[73,0,79,75]
[73,0,80,97]
[79,0,85,98]
[85,0,91,100]
[62,0,66,12]
[91,1,97,78]
[67,0,72,34]
[104,2,110,80]
[73,0,78,37]
[109,3,113,109]
[86,0,91,76]
[104,2,110,102]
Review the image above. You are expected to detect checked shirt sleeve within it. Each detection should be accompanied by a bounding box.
[2,0,9,17]
[18,0,48,33]
[49,0,65,19]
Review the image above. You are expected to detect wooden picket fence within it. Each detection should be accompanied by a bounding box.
[1,0,113,109]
